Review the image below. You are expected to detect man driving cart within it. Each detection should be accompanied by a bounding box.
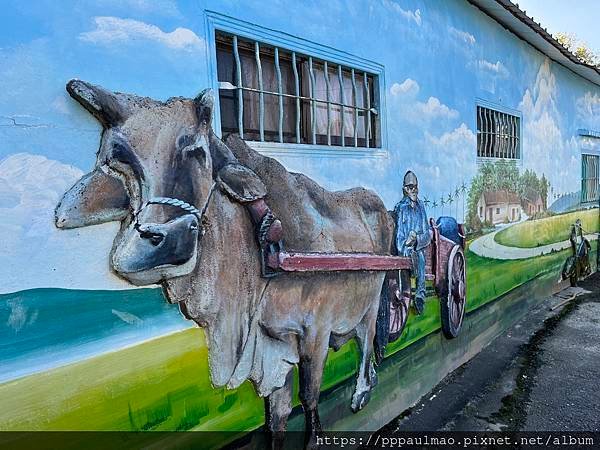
[394,170,431,315]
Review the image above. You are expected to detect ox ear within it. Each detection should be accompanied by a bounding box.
[67,79,130,127]
[217,163,267,203]
[55,168,130,229]
[194,88,214,127]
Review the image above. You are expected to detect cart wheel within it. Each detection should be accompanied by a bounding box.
[388,279,410,342]
[441,245,466,339]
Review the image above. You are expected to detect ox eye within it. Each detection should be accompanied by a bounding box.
[177,134,194,149]
[150,235,164,246]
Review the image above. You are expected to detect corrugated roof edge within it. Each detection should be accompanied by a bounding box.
[467,0,600,86]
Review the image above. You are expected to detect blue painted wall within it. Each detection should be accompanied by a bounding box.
[0,0,599,391]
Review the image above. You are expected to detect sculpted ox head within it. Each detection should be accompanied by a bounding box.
[55,80,216,285]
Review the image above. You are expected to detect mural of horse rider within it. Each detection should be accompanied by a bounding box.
[394,170,432,315]
[562,218,592,286]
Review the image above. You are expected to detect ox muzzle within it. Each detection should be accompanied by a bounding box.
[111,194,212,286]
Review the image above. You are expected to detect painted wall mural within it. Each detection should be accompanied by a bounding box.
[1,0,599,447]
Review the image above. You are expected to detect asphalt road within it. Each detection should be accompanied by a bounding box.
[382,274,600,433]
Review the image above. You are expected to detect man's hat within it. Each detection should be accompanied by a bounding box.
[403,170,418,186]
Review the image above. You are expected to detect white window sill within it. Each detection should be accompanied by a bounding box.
[246,140,389,159]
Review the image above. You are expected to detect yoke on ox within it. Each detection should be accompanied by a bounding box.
[55,80,465,446]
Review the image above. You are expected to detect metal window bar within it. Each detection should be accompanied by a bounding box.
[233,36,243,139]
[502,113,508,158]
[364,72,371,147]
[254,42,264,142]
[477,106,481,156]
[324,61,331,145]
[338,65,346,147]
[512,116,519,159]
[503,113,509,158]
[483,108,488,157]
[484,108,491,157]
[495,111,501,158]
[292,51,301,143]
[593,156,598,202]
[351,68,358,147]
[309,57,316,145]
[509,114,515,158]
[274,47,283,143]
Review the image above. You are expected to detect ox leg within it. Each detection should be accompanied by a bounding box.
[265,370,294,450]
[351,300,379,413]
[298,333,329,448]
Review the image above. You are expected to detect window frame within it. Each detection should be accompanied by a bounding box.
[475,99,523,164]
[581,152,600,205]
[205,10,388,158]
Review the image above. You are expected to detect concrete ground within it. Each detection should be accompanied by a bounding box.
[383,273,600,432]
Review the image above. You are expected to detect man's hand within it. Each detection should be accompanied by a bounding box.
[405,230,417,247]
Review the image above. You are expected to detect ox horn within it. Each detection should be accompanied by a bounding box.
[66,79,130,127]
[55,168,129,229]
[194,88,214,126]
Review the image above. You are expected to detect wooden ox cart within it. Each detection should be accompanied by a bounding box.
[265,216,467,341]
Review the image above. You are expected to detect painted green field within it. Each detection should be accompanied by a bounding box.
[494,208,599,248]
[0,242,581,437]
[465,249,567,312]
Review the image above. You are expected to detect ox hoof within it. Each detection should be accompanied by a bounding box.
[351,390,371,413]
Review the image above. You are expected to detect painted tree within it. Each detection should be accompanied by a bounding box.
[540,173,549,208]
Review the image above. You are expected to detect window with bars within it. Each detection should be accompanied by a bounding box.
[215,31,380,148]
[581,154,599,204]
[476,106,521,159]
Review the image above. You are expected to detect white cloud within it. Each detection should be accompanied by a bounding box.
[478,59,509,77]
[425,122,476,148]
[449,26,476,46]
[576,91,600,131]
[389,78,458,123]
[382,0,422,26]
[0,153,133,293]
[417,97,460,120]
[390,78,420,97]
[79,16,205,51]
[401,8,422,26]
[518,59,579,197]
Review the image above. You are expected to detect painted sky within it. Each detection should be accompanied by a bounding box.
[1,0,599,292]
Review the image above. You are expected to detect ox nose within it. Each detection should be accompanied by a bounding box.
[135,223,167,246]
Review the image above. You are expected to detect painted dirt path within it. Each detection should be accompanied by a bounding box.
[469,227,598,260]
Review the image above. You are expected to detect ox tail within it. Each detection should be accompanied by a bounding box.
[374,273,390,365]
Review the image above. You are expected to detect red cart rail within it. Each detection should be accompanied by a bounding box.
[264,218,467,340]
[266,252,411,272]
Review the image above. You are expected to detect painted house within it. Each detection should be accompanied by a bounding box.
[477,190,522,223]
[1,0,600,442]
[522,187,545,216]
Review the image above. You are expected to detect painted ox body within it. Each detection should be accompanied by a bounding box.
[55,80,393,443]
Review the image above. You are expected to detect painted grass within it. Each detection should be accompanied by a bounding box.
[465,249,568,312]
[494,208,599,248]
[0,304,441,436]
[1,243,592,437]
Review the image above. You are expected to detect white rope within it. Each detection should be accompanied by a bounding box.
[145,197,201,215]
